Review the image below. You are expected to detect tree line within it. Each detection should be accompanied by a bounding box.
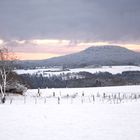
[20,71,140,89]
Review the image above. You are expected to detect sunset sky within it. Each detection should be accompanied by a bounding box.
[0,0,140,60]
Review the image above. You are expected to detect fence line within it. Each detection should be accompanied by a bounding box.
[2,92,140,105]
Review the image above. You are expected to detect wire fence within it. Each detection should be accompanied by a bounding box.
[1,92,140,105]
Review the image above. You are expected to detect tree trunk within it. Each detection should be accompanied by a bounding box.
[1,95,6,104]
[0,85,6,104]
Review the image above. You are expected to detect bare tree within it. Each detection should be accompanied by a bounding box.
[0,47,16,103]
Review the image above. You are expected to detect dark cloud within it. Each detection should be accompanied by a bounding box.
[0,0,140,43]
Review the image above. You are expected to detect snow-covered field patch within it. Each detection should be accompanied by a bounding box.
[26,85,140,97]
[0,103,140,140]
[1,85,140,140]
[15,65,140,76]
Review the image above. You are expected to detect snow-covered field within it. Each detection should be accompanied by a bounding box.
[26,85,140,97]
[1,85,140,140]
[15,65,140,76]
[0,102,140,140]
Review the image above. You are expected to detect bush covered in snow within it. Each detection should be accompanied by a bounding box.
[6,83,27,95]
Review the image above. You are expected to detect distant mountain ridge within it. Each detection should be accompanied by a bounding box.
[19,45,140,68]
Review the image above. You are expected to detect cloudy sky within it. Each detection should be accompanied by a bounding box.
[0,0,140,60]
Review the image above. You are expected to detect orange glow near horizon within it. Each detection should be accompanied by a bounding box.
[15,52,60,60]
[123,44,140,52]
[30,39,140,52]
[1,38,140,60]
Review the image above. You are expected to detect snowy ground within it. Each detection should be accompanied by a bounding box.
[15,65,140,76]
[0,103,140,140]
[1,85,140,140]
[26,85,140,97]
[3,85,140,105]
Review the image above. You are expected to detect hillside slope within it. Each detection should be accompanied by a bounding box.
[41,45,140,67]
[19,45,140,68]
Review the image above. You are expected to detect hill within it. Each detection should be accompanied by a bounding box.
[18,45,140,68]
[38,45,140,67]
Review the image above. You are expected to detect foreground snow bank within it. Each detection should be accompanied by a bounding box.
[0,103,140,140]
[1,85,140,140]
